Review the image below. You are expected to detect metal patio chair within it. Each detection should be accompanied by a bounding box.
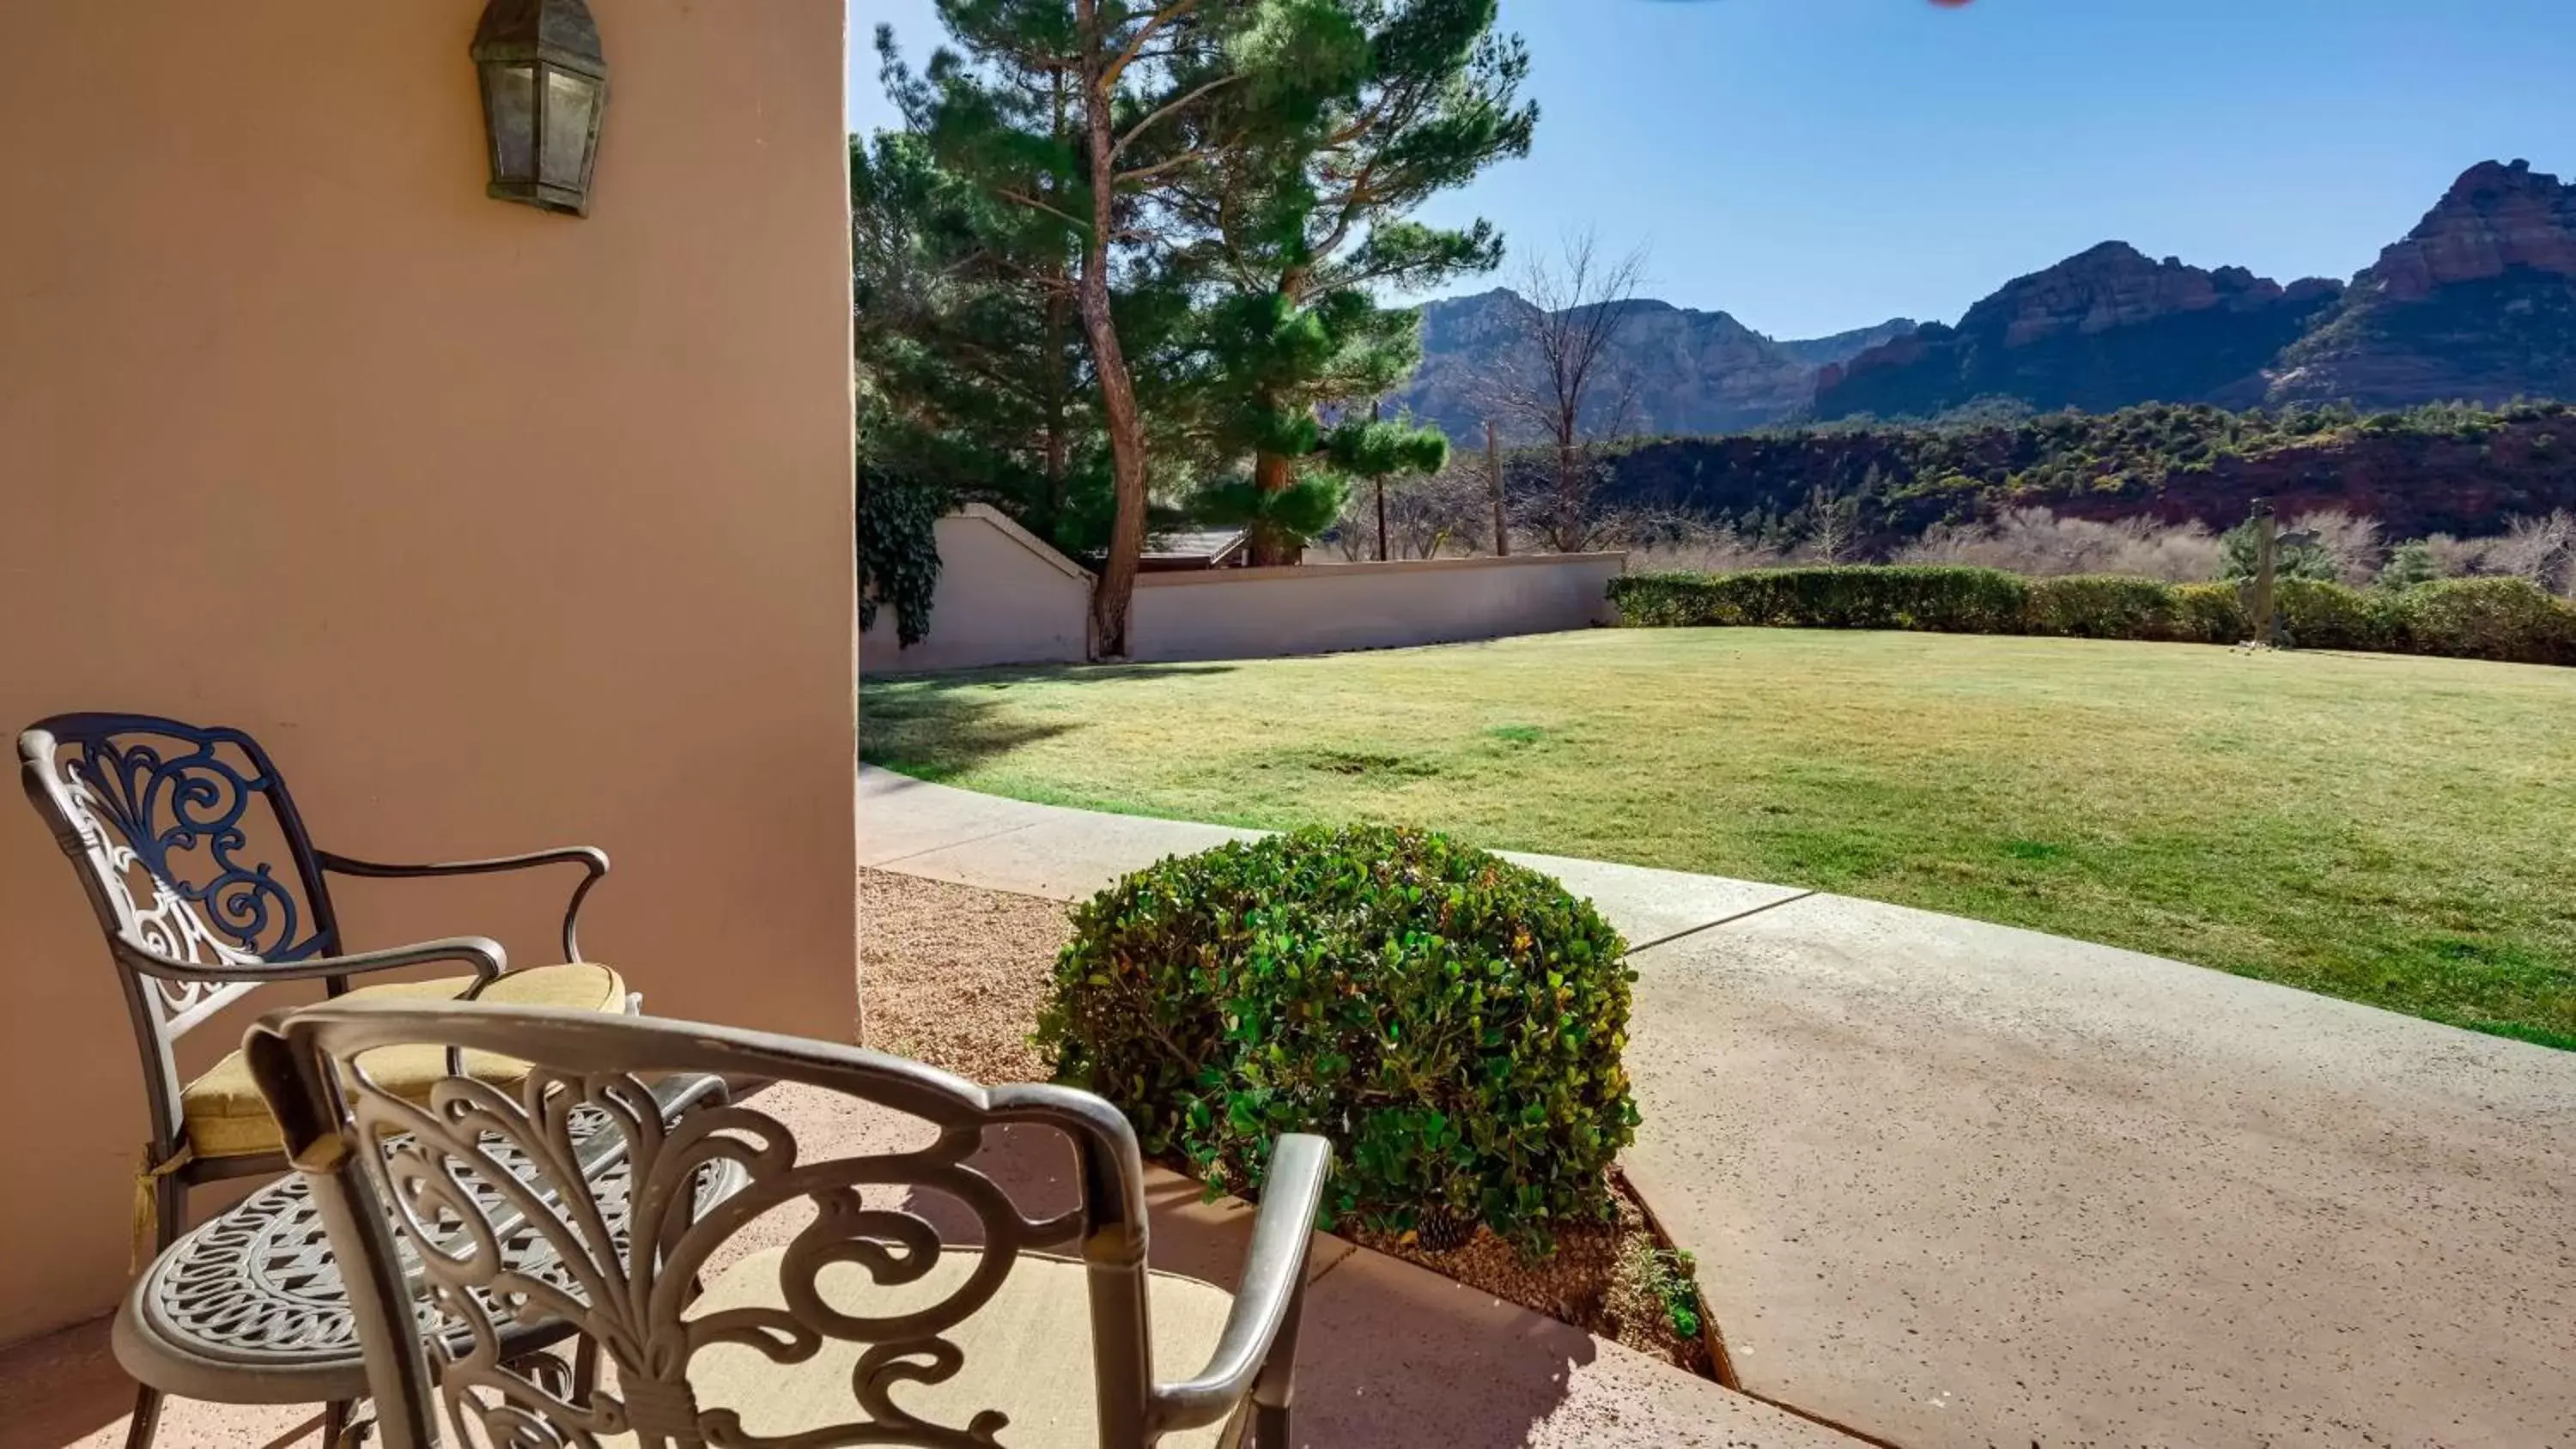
[16,713,635,1443]
[245,999,1334,1449]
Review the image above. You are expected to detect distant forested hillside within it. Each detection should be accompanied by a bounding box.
[1587,400,2576,549]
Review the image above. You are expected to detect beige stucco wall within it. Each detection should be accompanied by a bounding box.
[1128,555,1626,664]
[0,0,855,1343]
[860,506,1093,673]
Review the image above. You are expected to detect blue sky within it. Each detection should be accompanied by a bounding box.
[848,0,2576,340]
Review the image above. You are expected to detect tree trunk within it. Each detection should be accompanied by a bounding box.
[1554,436,1578,553]
[1041,80,1072,544]
[1486,419,1508,556]
[1371,397,1388,561]
[1243,274,1309,569]
[1077,26,1148,659]
[1246,450,1298,566]
[1039,75,1072,543]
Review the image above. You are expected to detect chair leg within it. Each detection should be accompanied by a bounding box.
[121,1385,166,1449]
[123,1174,190,1449]
[150,1171,188,1252]
[1246,1270,1308,1448]
[319,1400,353,1446]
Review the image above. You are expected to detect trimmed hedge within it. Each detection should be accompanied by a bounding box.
[2405,576,2576,662]
[1038,826,1638,1252]
[2026,574,2233,642]
[1607,567,2576,666]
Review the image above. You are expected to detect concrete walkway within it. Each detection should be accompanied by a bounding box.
[862,767,2576,1448]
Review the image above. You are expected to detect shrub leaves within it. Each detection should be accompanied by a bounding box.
[1037,825,1639,1252]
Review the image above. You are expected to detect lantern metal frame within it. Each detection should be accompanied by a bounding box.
[470,0,609,217]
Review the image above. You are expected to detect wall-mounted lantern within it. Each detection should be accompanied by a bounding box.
[471,0,608,216]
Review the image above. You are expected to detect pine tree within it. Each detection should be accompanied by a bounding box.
[851,118,1109,553]
[903,0,1357,656]
[1176,0,1535,564]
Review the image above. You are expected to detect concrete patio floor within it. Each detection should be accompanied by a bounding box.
[0,1079,1845,1449]
[857,766,2576,1447]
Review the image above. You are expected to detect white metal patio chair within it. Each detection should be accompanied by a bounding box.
[243,998,1334,1447]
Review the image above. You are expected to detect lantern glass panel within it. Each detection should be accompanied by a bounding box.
[487,64,538,181]
[542,70,600,185]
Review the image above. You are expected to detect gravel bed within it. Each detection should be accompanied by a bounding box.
[859,868,1069,1083]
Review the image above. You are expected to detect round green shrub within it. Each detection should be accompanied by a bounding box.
[1038,826,1638,1252]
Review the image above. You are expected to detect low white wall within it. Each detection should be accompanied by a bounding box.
[867,514,1625,671]
[1128,553,1625,664]
[860,505,1091,673]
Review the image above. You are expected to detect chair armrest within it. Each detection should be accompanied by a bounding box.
[1152,1134,1334,1433]
[316,846,610,963]
[114,935,507,987]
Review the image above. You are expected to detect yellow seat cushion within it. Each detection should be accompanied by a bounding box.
[180,961,628,1160]
[566,1246,1240,1449]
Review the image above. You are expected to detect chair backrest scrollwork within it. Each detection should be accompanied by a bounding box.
[18,713,346,1143]
[246,1001,1163,1449]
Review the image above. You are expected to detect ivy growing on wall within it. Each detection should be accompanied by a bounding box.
[857,451,947,648]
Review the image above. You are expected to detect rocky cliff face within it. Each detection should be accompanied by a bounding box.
[1395,288,1912,440]
[1815,243,2343,419]
[2364,159,2576,300]
[2267,160,2576,406]
[1971,241,2314,347]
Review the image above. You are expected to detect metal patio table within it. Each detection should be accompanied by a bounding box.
[112,1076,739,1446]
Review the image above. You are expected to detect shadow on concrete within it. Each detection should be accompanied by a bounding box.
[902,1124,1604,1449]
[0,1315,331,1449]
[0,1100,1607,1449]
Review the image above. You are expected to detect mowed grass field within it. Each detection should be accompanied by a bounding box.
[861,629,2576,1049]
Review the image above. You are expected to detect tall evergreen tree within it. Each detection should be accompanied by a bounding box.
[902,0,1349,657]
[852,120,1109,552]
[1177,0,1535,564]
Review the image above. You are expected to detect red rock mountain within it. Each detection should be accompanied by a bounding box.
[1394,288,1911,440]
[2268,160,2576,406]
[1814,244,2343,419]
[1405,161,2576,435]
[2364,159,2576,301]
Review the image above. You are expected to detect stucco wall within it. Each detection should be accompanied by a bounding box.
[861,506,1092,673]
[0,0,854,1343]
[1127,555,1625,664]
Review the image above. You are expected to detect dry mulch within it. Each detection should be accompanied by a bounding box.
[856,867,1719,1377]
[859,868,1066,1084]
[1347,1188,1716,1377]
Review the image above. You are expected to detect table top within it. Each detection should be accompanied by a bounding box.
[114,1079,737,1406]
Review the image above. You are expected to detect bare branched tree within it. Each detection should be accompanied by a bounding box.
[1793,484,1863,565]
[1612,512,1789,573]
[1499,452,1634,554]
[2422,533,2488,579]
[1327,457,1493,561]
[1891,508,2225,582]
[1492,229,1649,552]
[2286,507,2385,586]
[2483,509,2576,592]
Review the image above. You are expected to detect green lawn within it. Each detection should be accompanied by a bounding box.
[861,630,2576,1050]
